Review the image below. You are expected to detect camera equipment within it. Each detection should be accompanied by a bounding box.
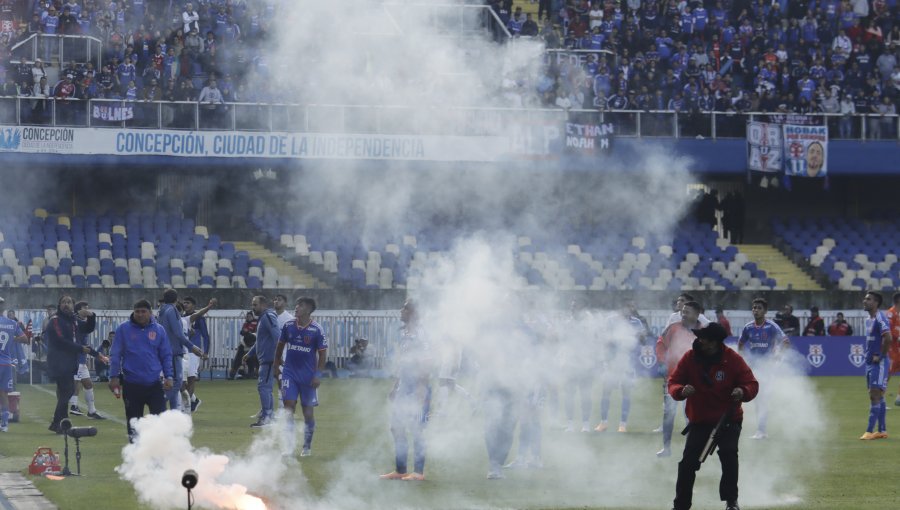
[181,469,198,489]
[182,469,198,509]
[66,427,98,438]
[59,419,96,476]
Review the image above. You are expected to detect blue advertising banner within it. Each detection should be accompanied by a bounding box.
[635,336,869,378]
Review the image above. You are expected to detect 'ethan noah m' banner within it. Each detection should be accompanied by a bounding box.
[564,122,614,156]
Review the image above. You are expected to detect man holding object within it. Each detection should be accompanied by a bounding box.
[667,323,759,510]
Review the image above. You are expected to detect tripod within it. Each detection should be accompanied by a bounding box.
[60,434,83,476]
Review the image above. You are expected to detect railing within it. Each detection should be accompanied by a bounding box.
[12,308,875,382]
[0,97,897,141]
[9,33,103,70]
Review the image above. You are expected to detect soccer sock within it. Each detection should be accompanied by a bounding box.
[621,395,631,423]
[85,388,96,414]
[868,403,879,433]
[437,385,449,404]
[600,394,611,421]
[879,398,887,432]
[303,419,315,449]
[1,406,8,427]
[191,393,199,403]
[284,415,296,450]
[69,395,78,407]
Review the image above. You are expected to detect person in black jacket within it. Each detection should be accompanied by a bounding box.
[46,295,104,433]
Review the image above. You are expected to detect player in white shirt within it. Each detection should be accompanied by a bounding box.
[665,293,711,327]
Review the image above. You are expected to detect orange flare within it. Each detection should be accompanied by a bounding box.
[234,494,267,510]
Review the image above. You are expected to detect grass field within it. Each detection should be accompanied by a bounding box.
[1,376,898,510]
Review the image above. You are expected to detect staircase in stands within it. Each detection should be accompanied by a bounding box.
[229,241,325,289]
[735,244,823,291]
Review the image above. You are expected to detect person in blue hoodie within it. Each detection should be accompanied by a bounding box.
[245,295,279,427]
[158,289,204,412]
[108,299,174,441]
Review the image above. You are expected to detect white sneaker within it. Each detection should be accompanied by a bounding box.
[751,431,768,440]
[300,448,312,457]
[503,458,528,469]
[0,425,7,432]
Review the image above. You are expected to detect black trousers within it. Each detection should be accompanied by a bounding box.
[674,421,742,510]
[51,376,75,428]
[122,379,166,441]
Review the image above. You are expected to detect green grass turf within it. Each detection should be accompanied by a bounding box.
[1,377,898,510]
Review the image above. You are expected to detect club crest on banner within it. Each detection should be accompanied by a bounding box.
[807,344,826,368]
[0,128,21,151]
[639,346,657,369]
[849,344,865,368]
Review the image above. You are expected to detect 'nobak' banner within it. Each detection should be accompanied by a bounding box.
[747,121,828,178]
[783,125,828,178]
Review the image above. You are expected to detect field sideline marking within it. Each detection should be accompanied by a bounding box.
[29,384,126,425]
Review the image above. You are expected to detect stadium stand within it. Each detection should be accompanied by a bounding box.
[496,0,899,130]
[0,0,896,134]
[774,217,900,291]
[0,208,325,289]
[254,214,776,291]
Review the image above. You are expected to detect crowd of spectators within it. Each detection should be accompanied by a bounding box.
[1,0,898,136]
[0,0,277,126]
[492,0,900,138]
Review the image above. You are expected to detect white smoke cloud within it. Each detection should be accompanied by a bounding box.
[117,410,302,510]
[727,349,828,507]
[111,1,828,509]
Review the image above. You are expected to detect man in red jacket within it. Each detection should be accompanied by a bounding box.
[667,323,759,510]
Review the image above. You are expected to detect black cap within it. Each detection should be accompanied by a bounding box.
[692,323,729,343]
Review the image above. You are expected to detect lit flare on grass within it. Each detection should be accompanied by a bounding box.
[233,494,267,510]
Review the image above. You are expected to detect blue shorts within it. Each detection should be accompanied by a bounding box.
[281,376,318,407]
[866,359,888,390]
[0,365,13,393]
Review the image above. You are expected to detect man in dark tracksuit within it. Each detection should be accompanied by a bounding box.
[46,295,100,433]
[108,300,173,441]
[667,323,759,510]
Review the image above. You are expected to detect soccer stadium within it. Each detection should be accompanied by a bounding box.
[0,0,898,509]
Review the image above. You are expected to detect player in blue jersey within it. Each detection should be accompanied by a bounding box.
[0,298,29,432]
[182,297,216,413]
[562,301,594,433]
[860,291,892,440]
[596,306,648,433]
[737,298,789,439]
[274,297,327,457]
[380,299,434,481]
